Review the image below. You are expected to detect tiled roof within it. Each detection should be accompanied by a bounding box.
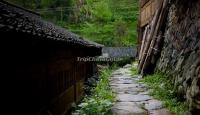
[0,1,103,48]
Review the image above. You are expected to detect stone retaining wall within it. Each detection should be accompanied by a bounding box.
[155,0,200,112]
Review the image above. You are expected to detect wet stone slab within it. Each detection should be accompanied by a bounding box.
[116,94,152,102]
[145,99,163,110]
[148,108,171,115]
[111,86,146,94]
[112,87,146,94]
[112,102,147,115]
[110,83,139,88]
[110,81,133,84]
[112,75,133,78]
[110,64,172,115]
[139,91,150,95]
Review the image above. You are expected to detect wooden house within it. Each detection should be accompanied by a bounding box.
[0,1,102,115]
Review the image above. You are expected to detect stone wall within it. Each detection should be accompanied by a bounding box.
[155,0,200,112]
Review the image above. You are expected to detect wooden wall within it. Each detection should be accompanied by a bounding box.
[140,0,150,9]
[139,0,163,27]
[46,58,94,115]
[1,31,99,115]
[138,0,163,55]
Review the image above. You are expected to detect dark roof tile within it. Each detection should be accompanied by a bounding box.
[0,1,103,48]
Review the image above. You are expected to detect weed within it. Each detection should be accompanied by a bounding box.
[130,67,138,76]
[73,67,116,115]
[139,73,190,115]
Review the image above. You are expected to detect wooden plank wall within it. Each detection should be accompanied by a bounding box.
[1,26,100,115]
[140,0,150,7]
[140,0,162,27]
[46,55,95,115]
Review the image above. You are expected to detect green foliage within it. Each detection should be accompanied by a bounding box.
[73,67,115,115]
[91,1,113,22]
[66,0,139,47]
[78,22,114,46]
[6,0,139,46]
[130,61,139,76]
[40,0,53,8]
[130,67,138,76]
[139,73,190,115]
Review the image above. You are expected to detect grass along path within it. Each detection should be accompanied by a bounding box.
[73,66,116,115]
[138,73,190,114]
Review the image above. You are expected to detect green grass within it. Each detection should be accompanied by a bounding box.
[63,0,139,47]
[72,66,116,115]
[130,61,139,76]
[130,67,138,76]
[138,73,190,115]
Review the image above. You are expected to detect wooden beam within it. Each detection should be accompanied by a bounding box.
[138,8,161,73]
[139,25,149,61]
[141,0,169,74]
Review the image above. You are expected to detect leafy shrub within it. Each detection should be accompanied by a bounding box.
[73,67,115,115]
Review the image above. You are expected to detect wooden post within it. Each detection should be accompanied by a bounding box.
[138,7,161,73]
[141,0,169,74]
[139,25,149,61]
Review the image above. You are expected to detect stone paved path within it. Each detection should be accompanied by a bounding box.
[110,64,172,115]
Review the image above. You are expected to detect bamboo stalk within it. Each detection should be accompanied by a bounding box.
[139,25,149,61]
